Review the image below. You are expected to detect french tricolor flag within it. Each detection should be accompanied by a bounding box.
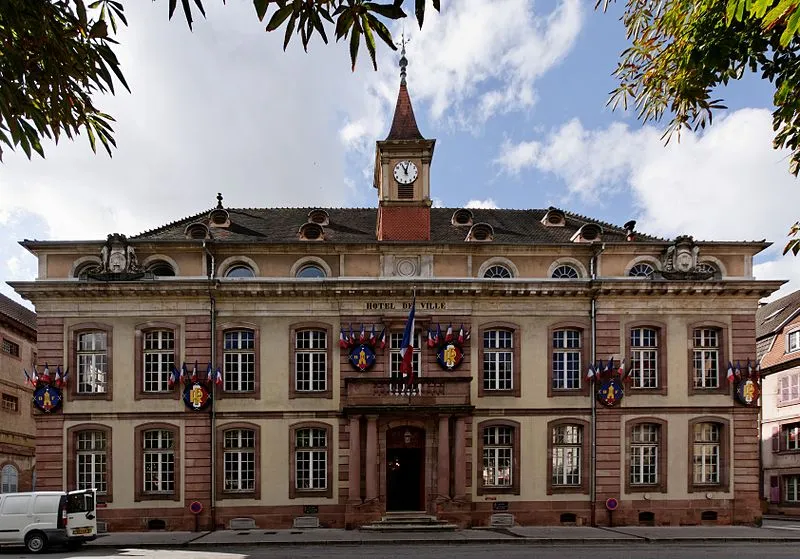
[399,298,416,384]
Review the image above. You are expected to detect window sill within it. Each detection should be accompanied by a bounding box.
[292,489,333,499]
[547,485,588,495]
[290,391,333,400]
[477,485,519,496]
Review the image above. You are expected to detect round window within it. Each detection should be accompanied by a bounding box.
[483,265,512,279]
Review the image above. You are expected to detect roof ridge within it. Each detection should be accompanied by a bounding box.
[132,208,215,239]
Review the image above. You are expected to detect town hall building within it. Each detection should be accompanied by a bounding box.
[10,57,780,531]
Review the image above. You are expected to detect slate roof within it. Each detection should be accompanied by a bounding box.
[0,293,36,332]
[385,82,424,141]
[132,207,667,245]
[756,289,800,340]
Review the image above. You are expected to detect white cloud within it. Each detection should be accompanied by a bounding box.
[465,199,499,209]
[495,108,800,293]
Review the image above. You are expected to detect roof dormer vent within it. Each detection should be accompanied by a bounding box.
[542,207,566,227]
[208,208,230,228]
[466,222,494,242]
[307,209,330,226]
[185,222,211,240]
[451,208,474,226]
[299,222,325,241]
[571,223,603,243]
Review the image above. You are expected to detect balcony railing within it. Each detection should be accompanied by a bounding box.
[343,376,471,408]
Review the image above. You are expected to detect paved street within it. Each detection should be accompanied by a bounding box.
[3,543,800,559]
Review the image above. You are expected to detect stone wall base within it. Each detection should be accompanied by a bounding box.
[96,497,761,532]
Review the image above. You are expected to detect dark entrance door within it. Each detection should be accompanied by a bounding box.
[385,426,425,512]
[386,448,423,511]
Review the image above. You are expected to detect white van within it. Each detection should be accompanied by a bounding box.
[0,489,97,553]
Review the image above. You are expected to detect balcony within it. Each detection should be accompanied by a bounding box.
[342,376,472,410]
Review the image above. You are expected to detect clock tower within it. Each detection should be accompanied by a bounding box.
[374,40,435,241]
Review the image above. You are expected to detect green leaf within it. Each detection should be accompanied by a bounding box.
[310,8,329,44]
[364,2,406,19]
[181,0,194,29]
[284,12,297,50]
[254,0,269,20]
[350,20,361,71]
[415,0,425,28]
[366,13,396,50]
[76,0,88,33]
[432,0,440,10]
[266,5,293,31]
[361,14,378,70]
[336,10,354,40]
[169,0,178,19]
[780,5,800,46]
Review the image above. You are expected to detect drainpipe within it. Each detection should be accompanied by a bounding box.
[203,241,217,531]
[589,244,604,527]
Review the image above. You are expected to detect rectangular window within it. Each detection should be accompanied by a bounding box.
[692,329,719,389]
[295,428,327,491]
[630,328,658,388]
[784,423,800,451]
[77,332,108,393]
[789,331,800,353]
[552,330,581,390]
[143,330,175,393]
[76,431,107,494]
[483,330,513,391]
[223,330,255,392]
[389,331,421,378]
[295,330,327,392]
[143,430,174,494]
[552,425,582,486]
[1,394,18,412]
[785,475,800,502]
[1,339,19,357]
[482,426,513,487]
[630,424,659,485]
[779,373,800,404]
[692,423,720,484]
[224,429,255,492]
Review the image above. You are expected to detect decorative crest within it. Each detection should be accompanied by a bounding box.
[91,233,144,281]
[341,324,386,372]
[660,235,713,280]
[24,364,68,413]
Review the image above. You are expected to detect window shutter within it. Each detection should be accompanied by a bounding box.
[770,475,781,504]
[773,426,781,452]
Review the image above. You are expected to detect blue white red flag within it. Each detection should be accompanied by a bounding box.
[399,298,416,384]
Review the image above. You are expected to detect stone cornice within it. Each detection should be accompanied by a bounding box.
[9,277,784,303]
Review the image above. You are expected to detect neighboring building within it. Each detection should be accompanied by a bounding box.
[758,290,800,516]
[0,293,37,492]
[10,61,781,531]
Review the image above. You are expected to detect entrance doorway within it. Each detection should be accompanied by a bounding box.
[386,426,425,511]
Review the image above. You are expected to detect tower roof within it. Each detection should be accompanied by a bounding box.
[385,36,424,141]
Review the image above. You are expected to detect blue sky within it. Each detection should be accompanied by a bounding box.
[1,0,797,306]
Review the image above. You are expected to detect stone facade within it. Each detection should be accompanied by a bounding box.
[0,294,37,492]
[10,75,780,531]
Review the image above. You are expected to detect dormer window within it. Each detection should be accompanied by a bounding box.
[307,209,330,226]
[466,223,494,242]
[542,207,566,227]
[208,209,230,228]
[451,209,474,227]
[299,223,325,241]
[185,223,210,240]
[570,223,603,243]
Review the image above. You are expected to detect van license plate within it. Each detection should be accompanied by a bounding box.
[72,527,92,535]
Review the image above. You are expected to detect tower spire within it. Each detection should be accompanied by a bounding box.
[385,32,423,141]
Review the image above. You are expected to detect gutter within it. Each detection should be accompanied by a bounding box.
[203,241,218,531]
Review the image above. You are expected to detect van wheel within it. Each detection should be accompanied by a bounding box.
[24,531,47,553]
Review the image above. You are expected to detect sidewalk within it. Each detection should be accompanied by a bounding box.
[83,524,800,549]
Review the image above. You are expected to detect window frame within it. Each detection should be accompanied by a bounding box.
[628,263,656,278]
[551,264,579,279]
[1,337,20,360]
[0,463,19,493]
[215,422,261,501]
[788,330,800,354]
[783,474,800,504]
[66,424,113,503]
[779,422,800,453]
[134,322,181,400]
[625,418,668,494]
[68,323,114,402]
[548,321,590,397]
[778,372,800,406]
[289,323,332,399]
[1,393,19,414]
[624,321,667,395]
[476,419,520,496]
[134,423,181,502]
[687,417,730,493]
[478,322,521,398]
[687,321,730,396]
[289,422,333,499]
[547,419,590,495]
[216,323,260,400]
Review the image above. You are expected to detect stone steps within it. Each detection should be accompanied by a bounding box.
[360,512,458,532]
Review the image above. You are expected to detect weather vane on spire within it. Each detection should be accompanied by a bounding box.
[397,31,410,85]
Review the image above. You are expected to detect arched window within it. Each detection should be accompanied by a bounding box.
[74,261,100,279]
[296,264,326,279]
[225,265,255,278]
[1,464,18,493]
[146,261,175,277]
[552,265,579,279]
[483,265,512,279]
[629,263,655,278]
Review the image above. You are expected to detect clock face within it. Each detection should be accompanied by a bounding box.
[393,160,418,185]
